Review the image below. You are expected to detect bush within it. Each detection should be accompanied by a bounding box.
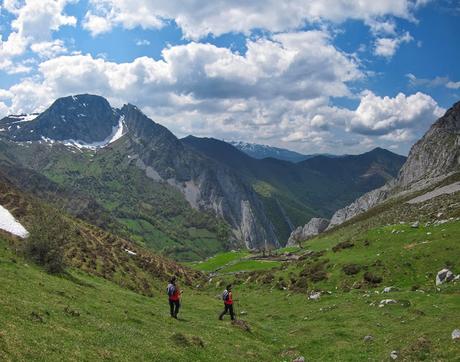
[332,241,354,252]
[23,206,67,274]
[342,263,361,275]
[363,272,383,284]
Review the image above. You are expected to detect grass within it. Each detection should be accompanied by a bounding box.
[1,232,459,361]
[188,251,250,272]
[219,259,282,273]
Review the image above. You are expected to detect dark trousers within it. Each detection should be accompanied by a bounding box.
[169,300,180,318]
[219,303,234,320]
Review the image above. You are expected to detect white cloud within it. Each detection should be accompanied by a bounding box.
[0,59,32,74]
[407,73,460,90]
[350,90,444,136]
[84,0,420,39]
[136,39,151,46]
[446,81,460,90]
[366,18,397,36]
[31,40,68,59]
[0,0,75,59]
[374,31,413,58]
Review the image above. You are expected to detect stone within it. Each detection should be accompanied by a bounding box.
[452,329,460,340]
[292,357,305,362]
[287,218,330,246]
[390,351,398,360]
[436,269,455,285]
[411,221,420,228]
[383,286,395,293]
[363,335,374,342]
[379,299,397,307]
[309,292,321,300]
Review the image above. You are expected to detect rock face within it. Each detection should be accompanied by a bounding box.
[327,100,460,229]
[327,186,390,229]
[287,218,329,246]
[397,101,460,188]
[120,104,279,249]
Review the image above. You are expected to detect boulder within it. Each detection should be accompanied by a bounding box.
[309,292,321,300]
[363,335,374,342]
[452,329,460,340]
[379,299,397,307]
[436,269,455,285]
[390,350,398,360]
[287,218,329,246]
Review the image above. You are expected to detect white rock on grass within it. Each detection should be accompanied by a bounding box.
[292,357,305,362]
[383,287,396,293]
[379,299,397,307]
[436,269,455,285]
[390,351,398,360]
[411,221,420,228]
[363,335,374,342]
[452,329,460,340]
[309,292,321,300]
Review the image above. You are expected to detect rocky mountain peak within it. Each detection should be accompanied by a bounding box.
[396,100,460,188]
[1,94,120,144]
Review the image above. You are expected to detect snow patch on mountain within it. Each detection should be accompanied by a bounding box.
[43,115,127,150]
[0,205,29,238]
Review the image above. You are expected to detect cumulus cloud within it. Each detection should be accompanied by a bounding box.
[350,90,444,137]
[0,0,75,59]
[83,0,420,39]
[374,31,413,58]
[7,30,359,108]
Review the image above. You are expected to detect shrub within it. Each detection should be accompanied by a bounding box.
[332,241,354,252]
[342,263,361,275]
[363,272,382,284]
[23,206,68,274]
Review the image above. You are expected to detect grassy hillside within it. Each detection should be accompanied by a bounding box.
[0,138,230,261]
[1,217,459,361]
[1,173,459,361]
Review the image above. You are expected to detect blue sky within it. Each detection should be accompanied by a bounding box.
[0,0,459,155]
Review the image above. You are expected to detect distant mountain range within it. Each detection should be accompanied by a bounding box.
[227,140,339,162]
[0,94,406,259]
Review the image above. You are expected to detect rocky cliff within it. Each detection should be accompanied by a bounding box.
[328,100,460,229]
[287,217,329,246]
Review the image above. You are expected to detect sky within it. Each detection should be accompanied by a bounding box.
[0,0,459,155]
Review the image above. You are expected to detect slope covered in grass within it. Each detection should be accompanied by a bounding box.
[1,230,459,361]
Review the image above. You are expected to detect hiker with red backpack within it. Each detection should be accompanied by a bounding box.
[167,276,181,319]
[219,284,235,320]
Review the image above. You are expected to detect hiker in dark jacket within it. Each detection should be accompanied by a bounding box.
[167,277,181,319]
[219,284,235,320]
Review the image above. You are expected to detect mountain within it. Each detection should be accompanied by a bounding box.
[0,94,406,255]
[0,95,278,259]
[228,141,315,162]
[182,136,406,240]
[327,100,460,229]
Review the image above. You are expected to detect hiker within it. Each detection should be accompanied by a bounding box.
[167,276,181,319]
[219,284,235,320]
